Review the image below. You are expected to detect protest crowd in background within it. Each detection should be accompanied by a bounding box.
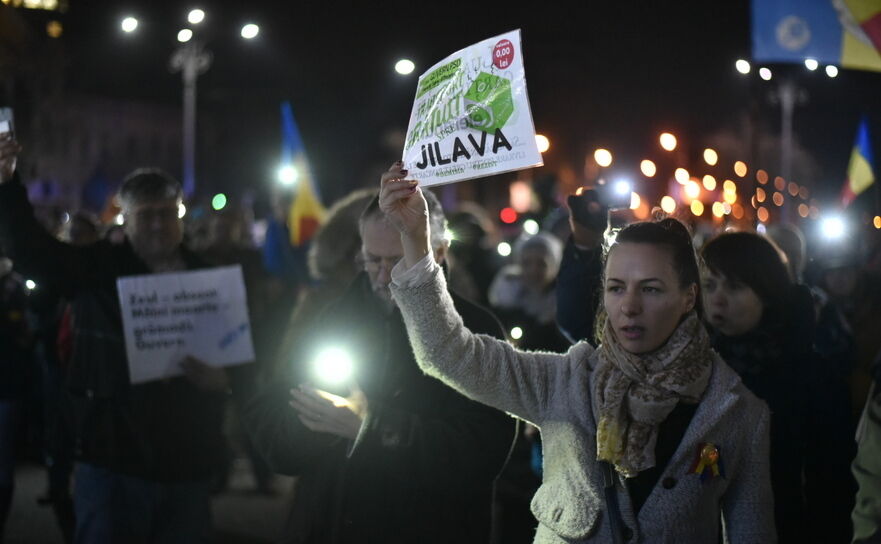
[0,16,879,544]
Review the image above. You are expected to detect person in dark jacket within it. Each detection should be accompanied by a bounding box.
[244,192,516,544]
[701,232,855,543]
[0,136,233,544]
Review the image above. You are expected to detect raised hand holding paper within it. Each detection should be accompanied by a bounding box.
[402,30,542,187]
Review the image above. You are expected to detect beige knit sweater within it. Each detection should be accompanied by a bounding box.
[391,255,776,543]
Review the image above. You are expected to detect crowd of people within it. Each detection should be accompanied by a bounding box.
[0,133,879,543]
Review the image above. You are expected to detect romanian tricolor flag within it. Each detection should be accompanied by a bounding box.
[841,118,876,207]
[281,101,326,246]
[752,0,881,72]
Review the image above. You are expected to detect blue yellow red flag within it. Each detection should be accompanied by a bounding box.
[841,118,876,207]
[281,101,326,246]
[752,0,881,72]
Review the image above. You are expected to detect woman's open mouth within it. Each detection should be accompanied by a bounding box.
[620,326,645,340]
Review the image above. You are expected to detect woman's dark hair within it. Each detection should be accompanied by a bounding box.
[594,218,702,342]
[700,232,792,311]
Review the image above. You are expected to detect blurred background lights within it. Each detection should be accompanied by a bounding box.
[684,181,701,200]
[674,168,689,184]
[630,193,641,210]
[660,196,676,214]
[703,148,718,166]
[756,169,769,184]
[510,327,523,340]
[394,59,415,75]
[240,23,259,39]
[826,65,839,77]
[690,200,704,216]
[115,213,124,225]
[874,216,881,229]
[25,280,36,290]
[121,16,138,33]
[211,193,227,211]
[178,203,187,219]
[804,58,819,71]
[187,9,205,24]
[712,202,725,218]
[723,180,736,193]
[733,161,748,177]
[177,29,193,42]
[702,175,717,191]
[757,207,770,222]
[659,132,677,151]
[735,59,751,74]
[535,134,550,153]
[640,160,656,177]
[499,207,518,224]
[614,180,631,196]
[594,148,613,167]
[759,67,772,80]
[497,242,512,257]
[313,347,354,385]
[523,219,539,235]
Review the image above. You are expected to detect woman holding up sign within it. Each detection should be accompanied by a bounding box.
[378,162,774,543]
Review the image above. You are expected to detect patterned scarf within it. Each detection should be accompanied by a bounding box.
[592,312,713,477]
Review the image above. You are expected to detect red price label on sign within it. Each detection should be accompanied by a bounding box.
[492,39,514,70]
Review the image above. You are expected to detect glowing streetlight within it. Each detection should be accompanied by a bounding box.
[278,164,298,186]
[394,59,415,75]
[121,16,139,33]
[659,132,677,151]
[804,58,819,71]
[759,67,772,81]
[177,29,193,43]
[594,148,613,167]
[825,65,839,78]
[188,9,205,24]
[535,134,550,153]
[241,23,259,39]
[735,59,751,74]
[821,216,845,239]
[640,160,657,177]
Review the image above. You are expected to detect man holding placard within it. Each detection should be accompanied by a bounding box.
[0,134,244,543]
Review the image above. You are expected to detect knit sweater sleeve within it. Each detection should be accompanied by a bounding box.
[391,254,592,425]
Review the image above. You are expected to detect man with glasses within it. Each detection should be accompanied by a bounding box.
[245,189,517,543]
[0,135,231,543]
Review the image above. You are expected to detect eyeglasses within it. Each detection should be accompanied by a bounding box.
[356,253,402,272]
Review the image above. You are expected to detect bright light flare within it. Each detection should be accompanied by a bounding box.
[594,148,613,167]
[115,213,124,225]
[278,165,298,186]
[25,280,36,290]
[659,132,677,151]
[684,181,701,200]
[613,180,631,196]
[523,219,539,235]
[241,23,259,39]
[188,9,205,24]
[510,327,523,340]
[535,134,550,153]
[497,242,512,257]
[312,347,354,385]
[735,59,751,74]
[177,28,193,42]
[821,216,846,239]
[395,59,415,75]
[121,17,138,33]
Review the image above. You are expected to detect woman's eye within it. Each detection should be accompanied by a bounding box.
[607,286,623,293]
[642,286,660,293]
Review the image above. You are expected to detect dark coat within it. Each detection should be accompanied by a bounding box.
[244,273,517,544]
[0,177,226,482]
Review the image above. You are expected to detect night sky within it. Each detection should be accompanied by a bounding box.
[21,0,881,207]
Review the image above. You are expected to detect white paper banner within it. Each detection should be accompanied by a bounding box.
[116,265,255,384]
[402,29,543,187]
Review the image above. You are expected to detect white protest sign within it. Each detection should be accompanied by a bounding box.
[117,265,255,384]
[402,29,542,187]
